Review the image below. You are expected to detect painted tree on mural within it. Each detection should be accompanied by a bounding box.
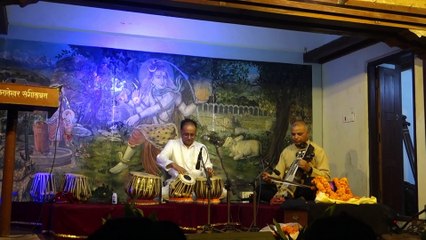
[192,59,312,165]
[256,63,312,165]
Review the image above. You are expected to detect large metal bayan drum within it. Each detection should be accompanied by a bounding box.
[30,172,57,203]
[62,173,92,201]
[194,176,224,204]
[168,174,195,203]
[125,171,161,205]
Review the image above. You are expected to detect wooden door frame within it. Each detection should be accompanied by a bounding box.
[368,50,415,211]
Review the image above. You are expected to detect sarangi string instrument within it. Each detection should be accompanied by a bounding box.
[276,143,315,198]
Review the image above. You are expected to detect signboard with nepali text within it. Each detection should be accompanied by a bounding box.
[0,83,60,109]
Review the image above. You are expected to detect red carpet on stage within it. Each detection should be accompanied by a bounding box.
[11,201,395,239]
[11,202,284,239]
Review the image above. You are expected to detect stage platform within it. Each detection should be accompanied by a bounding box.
[11,201,283,239]
[10,201,397,239]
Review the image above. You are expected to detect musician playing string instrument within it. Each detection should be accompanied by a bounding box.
[261,120,331,205]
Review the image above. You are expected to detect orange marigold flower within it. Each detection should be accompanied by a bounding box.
[281,224,299,234]
[313,176,358,201]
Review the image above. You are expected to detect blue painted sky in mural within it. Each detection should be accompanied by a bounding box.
[1,39,71,63]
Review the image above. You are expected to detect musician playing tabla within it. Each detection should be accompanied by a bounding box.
[261,120,331,205]
[157,118,226,201]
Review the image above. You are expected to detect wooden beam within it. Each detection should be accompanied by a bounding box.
[292,0,426,15]
[303,36,379,63]
[169,0,426,31]
[0,110,18,237]
[344,0,426,14]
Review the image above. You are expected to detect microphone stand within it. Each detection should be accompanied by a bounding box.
[248,175,260,232]
[213,144,241,232]
[199,147,221,233]
[248,160,273,232]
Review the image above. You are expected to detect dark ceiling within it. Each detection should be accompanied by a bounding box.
[2,0,426,63]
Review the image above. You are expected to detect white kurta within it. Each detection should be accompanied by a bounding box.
[157,138,212,178]
[157,138,214,200]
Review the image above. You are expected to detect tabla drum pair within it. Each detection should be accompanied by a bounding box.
[125,171,161,205]
[168,174,224,204]
[31,172,92,203]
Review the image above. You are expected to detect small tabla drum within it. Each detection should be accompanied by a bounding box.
[125,171,161,205]
[30,172,57,203]
[194,176,224,204]
[62,173,92,201]
[168,174,195,203]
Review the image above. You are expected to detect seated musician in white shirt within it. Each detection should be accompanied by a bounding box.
[157,118,226,201]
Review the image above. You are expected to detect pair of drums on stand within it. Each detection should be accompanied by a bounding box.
[125,172,223,204]
[169,173,224,204]
[30,172,92,202]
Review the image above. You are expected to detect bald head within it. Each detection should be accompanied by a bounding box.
[291,120,310,147]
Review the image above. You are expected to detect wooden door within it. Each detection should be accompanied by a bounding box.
[376,66,404,214]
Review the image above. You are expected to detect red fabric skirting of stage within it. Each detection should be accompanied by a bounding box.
[11,202,284,239]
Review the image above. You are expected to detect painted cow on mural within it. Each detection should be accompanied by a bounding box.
[222,135,261,160]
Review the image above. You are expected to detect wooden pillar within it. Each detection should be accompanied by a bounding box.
[0,109,18,237]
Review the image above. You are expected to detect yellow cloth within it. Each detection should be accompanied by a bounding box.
[315,191,377,205]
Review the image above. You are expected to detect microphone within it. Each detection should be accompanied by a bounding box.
[202,134,222,146]
[196,147,203,170]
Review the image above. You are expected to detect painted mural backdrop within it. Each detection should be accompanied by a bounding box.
[0,39,312,203]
